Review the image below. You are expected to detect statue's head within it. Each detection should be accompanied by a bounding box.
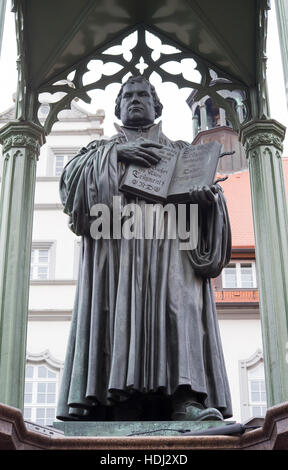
[115,75,163,127]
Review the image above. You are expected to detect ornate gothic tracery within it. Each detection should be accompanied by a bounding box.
[32,26,249,134]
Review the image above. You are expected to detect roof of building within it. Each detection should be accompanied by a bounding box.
[0,100,105,123]
[219,158,288,248]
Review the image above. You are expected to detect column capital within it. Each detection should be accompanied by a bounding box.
[239,119,286,153]
[0,120,46,158]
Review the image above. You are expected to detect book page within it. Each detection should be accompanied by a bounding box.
[167,141,222,200]
[120,145,179,202]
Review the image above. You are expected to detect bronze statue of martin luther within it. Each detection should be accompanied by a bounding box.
[56,75,232,422]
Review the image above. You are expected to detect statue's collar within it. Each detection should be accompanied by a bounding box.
[114,121,162,140]
[121,123,155,131]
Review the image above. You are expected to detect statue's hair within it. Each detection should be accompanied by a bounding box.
[114,75,163,120]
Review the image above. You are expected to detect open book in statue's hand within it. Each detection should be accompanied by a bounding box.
[120,140,224,203]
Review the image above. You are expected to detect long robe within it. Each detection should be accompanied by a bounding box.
[56,122,232,420]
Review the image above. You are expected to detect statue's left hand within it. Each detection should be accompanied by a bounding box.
[188,184,221,204]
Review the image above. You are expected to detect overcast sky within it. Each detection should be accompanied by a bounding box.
[0,0,287,152]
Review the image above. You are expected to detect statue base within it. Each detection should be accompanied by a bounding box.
[2,402,288,449]
[52,419,234,437]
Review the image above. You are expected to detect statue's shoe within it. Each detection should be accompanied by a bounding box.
[172,404,223,421]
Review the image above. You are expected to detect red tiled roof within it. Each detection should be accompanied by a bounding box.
[218,158,288,248]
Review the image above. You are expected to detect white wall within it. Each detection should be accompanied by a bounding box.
[219,318,263,422]
[26,321,70,360]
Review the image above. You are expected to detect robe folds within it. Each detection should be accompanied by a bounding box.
[56,122,232,420]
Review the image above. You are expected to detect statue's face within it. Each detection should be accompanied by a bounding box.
[119,81,156,127]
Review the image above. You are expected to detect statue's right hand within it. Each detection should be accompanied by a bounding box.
[117,140,163,167]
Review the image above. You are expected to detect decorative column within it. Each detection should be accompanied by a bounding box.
[236,103,245,125]
[0,121,45,410]
[219,108,226,127]
[199,103,207,132]
[240,119,288,407]
[192,114,199,139]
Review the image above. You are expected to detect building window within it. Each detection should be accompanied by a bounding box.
[205,98,221,129]
[45,147,80,177]
[222,261,257,288]
[249,378,267,417]
[54,154,74,177]
[24,351,63,427]
[239,349,267,421]
[30,248,50,280]
[30,242,56,281]
[24,365,58,426]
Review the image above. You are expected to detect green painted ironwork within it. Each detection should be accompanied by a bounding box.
[275,0,288,111]
[0,0,7,57]
[240,119,288,407]
[34,25,248,135]
[0,122,45,410]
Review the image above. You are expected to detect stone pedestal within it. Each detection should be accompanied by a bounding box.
[0,121,45,411]
[52,419,233,437]
[1,402,288,449]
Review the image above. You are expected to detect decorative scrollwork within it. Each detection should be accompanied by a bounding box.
[256,2,270,120]
[244,133,284,153]
[2,134,41,156]
[34,25,249,135]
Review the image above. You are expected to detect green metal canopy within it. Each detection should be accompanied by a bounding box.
[17,0,259,89]
[12,0,269,133]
